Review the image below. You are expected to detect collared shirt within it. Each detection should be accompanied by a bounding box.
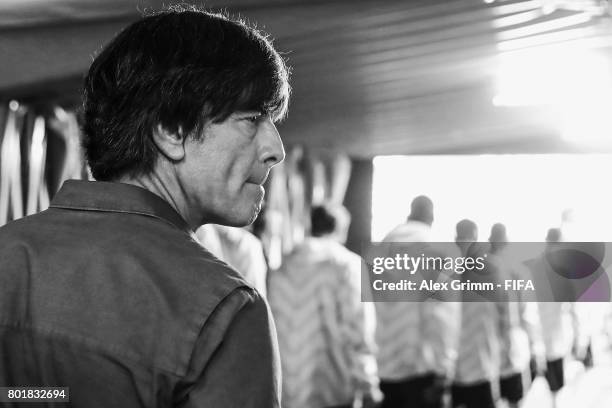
[268,238,379,408]
[375,221,461,381]
[0,180,281,408]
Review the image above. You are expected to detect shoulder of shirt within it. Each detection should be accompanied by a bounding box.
[0,211,260,377]
[274,238,361,281]
[297,237,358,259]
[211,284,264,317]
[383,221,431,242]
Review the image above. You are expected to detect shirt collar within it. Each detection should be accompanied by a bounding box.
[50,180,190,232]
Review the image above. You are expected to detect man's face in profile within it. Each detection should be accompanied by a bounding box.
[178,110,285,227]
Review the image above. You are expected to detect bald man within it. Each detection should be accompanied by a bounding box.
[375,196,460,408]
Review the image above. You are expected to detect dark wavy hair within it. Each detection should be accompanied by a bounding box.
[311,204,350,237]
[456,218,478,240]
[82,6,290,181]
[311,206,337,237]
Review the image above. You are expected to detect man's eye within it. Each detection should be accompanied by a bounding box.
[245,114,262,123]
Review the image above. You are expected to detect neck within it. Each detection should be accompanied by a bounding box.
[456,241,473,255]
[118,166,199,230]
[407,217,431,226]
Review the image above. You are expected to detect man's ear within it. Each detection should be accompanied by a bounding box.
[151,124,186,161]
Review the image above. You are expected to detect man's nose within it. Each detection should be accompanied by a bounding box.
[259,117,285,168]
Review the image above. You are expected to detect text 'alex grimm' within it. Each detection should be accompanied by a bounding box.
[371,279,535,292]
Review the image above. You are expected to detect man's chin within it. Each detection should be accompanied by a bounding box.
[207,188,264,227]
[245,197,264,225]
[218,200,263,227]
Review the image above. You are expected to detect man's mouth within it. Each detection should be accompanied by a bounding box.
[247,172,269,186]
[245,179,266,198]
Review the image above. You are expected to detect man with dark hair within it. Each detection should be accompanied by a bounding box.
[268,204,381,408]
[408,195,434,226]
[375,196,460,408]
[310,203,351,243]
[455,218,478,256]
[0,7,289,407]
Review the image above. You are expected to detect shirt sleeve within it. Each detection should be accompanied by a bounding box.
[178,287,281,408]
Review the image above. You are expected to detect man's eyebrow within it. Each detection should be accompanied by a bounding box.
[233,110,263,116]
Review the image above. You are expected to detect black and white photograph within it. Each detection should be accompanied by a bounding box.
[1,0,612,407]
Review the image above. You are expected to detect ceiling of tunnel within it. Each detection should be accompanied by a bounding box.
[1,0,611,156]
